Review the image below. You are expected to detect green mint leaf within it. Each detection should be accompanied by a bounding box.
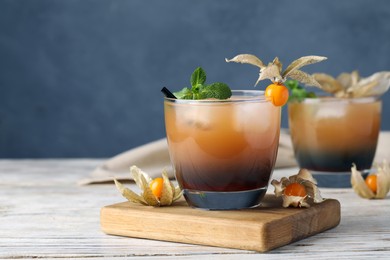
[173,87,193,99]
[191,84,205,99]
[290,88,307,102]
[200,83,232,99]
[285,79,317,102]
[190,67,206,87]
[174,67,232,100]
[192,84,204,94]
[285,79,299,90]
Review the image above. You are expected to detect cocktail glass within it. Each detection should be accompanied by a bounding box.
[288,97,381,187]
[164,90,281,210]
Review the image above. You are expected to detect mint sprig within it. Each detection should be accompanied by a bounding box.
[191,67,206,87]
[174,67,232,100]
[285,80,317,102]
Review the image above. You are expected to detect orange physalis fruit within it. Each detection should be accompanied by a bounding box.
[115,166,182,207]
[272,169,323,208]
[265,83,289,106]
[284,183,307,197]
[149,177,164,199]
[365,175,378,194]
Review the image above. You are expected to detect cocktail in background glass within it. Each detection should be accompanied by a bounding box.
[288,97,381,187]
[164,90,281,209]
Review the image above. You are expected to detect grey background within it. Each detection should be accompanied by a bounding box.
[1,0,390,158]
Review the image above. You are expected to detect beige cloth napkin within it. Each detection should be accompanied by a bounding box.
[79,130,390,185]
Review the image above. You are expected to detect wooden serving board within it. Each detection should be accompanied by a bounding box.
[100,195,340,252]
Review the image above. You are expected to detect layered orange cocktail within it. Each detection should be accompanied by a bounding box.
[288,97,381,174]
[164,90,280,209]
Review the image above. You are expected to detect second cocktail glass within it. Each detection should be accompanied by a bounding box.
[288,97,381,187]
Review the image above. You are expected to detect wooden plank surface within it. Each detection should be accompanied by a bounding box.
[0,159,389,259]
[101,197,340,252]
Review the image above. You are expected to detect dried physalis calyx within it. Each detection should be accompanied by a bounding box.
[225,54,327,87]
[312,71,390,98]
[271,169,324,208]
[114,165,182,207]
[351,160,390,199]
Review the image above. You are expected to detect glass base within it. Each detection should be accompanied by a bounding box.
[311,170,369,188]
[183,187,267,210]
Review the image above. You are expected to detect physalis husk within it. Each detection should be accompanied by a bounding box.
[114,165,182,207]
[271,169,324,208]
[313,71,390,98]
[351,160,390,199]
[225,54,327,87]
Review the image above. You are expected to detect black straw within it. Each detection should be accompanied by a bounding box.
[161,87,177,99]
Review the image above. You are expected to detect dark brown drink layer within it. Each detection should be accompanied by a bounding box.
[174,159,275,192]
[293,147,377,172]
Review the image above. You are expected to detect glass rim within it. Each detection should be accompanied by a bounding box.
[164,90,267,104]
[289,96,380,104]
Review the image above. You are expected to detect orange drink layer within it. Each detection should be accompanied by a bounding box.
[164,90,281,209]
[288,97,381,173]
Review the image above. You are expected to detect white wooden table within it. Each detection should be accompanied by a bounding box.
[1,159,389,259]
